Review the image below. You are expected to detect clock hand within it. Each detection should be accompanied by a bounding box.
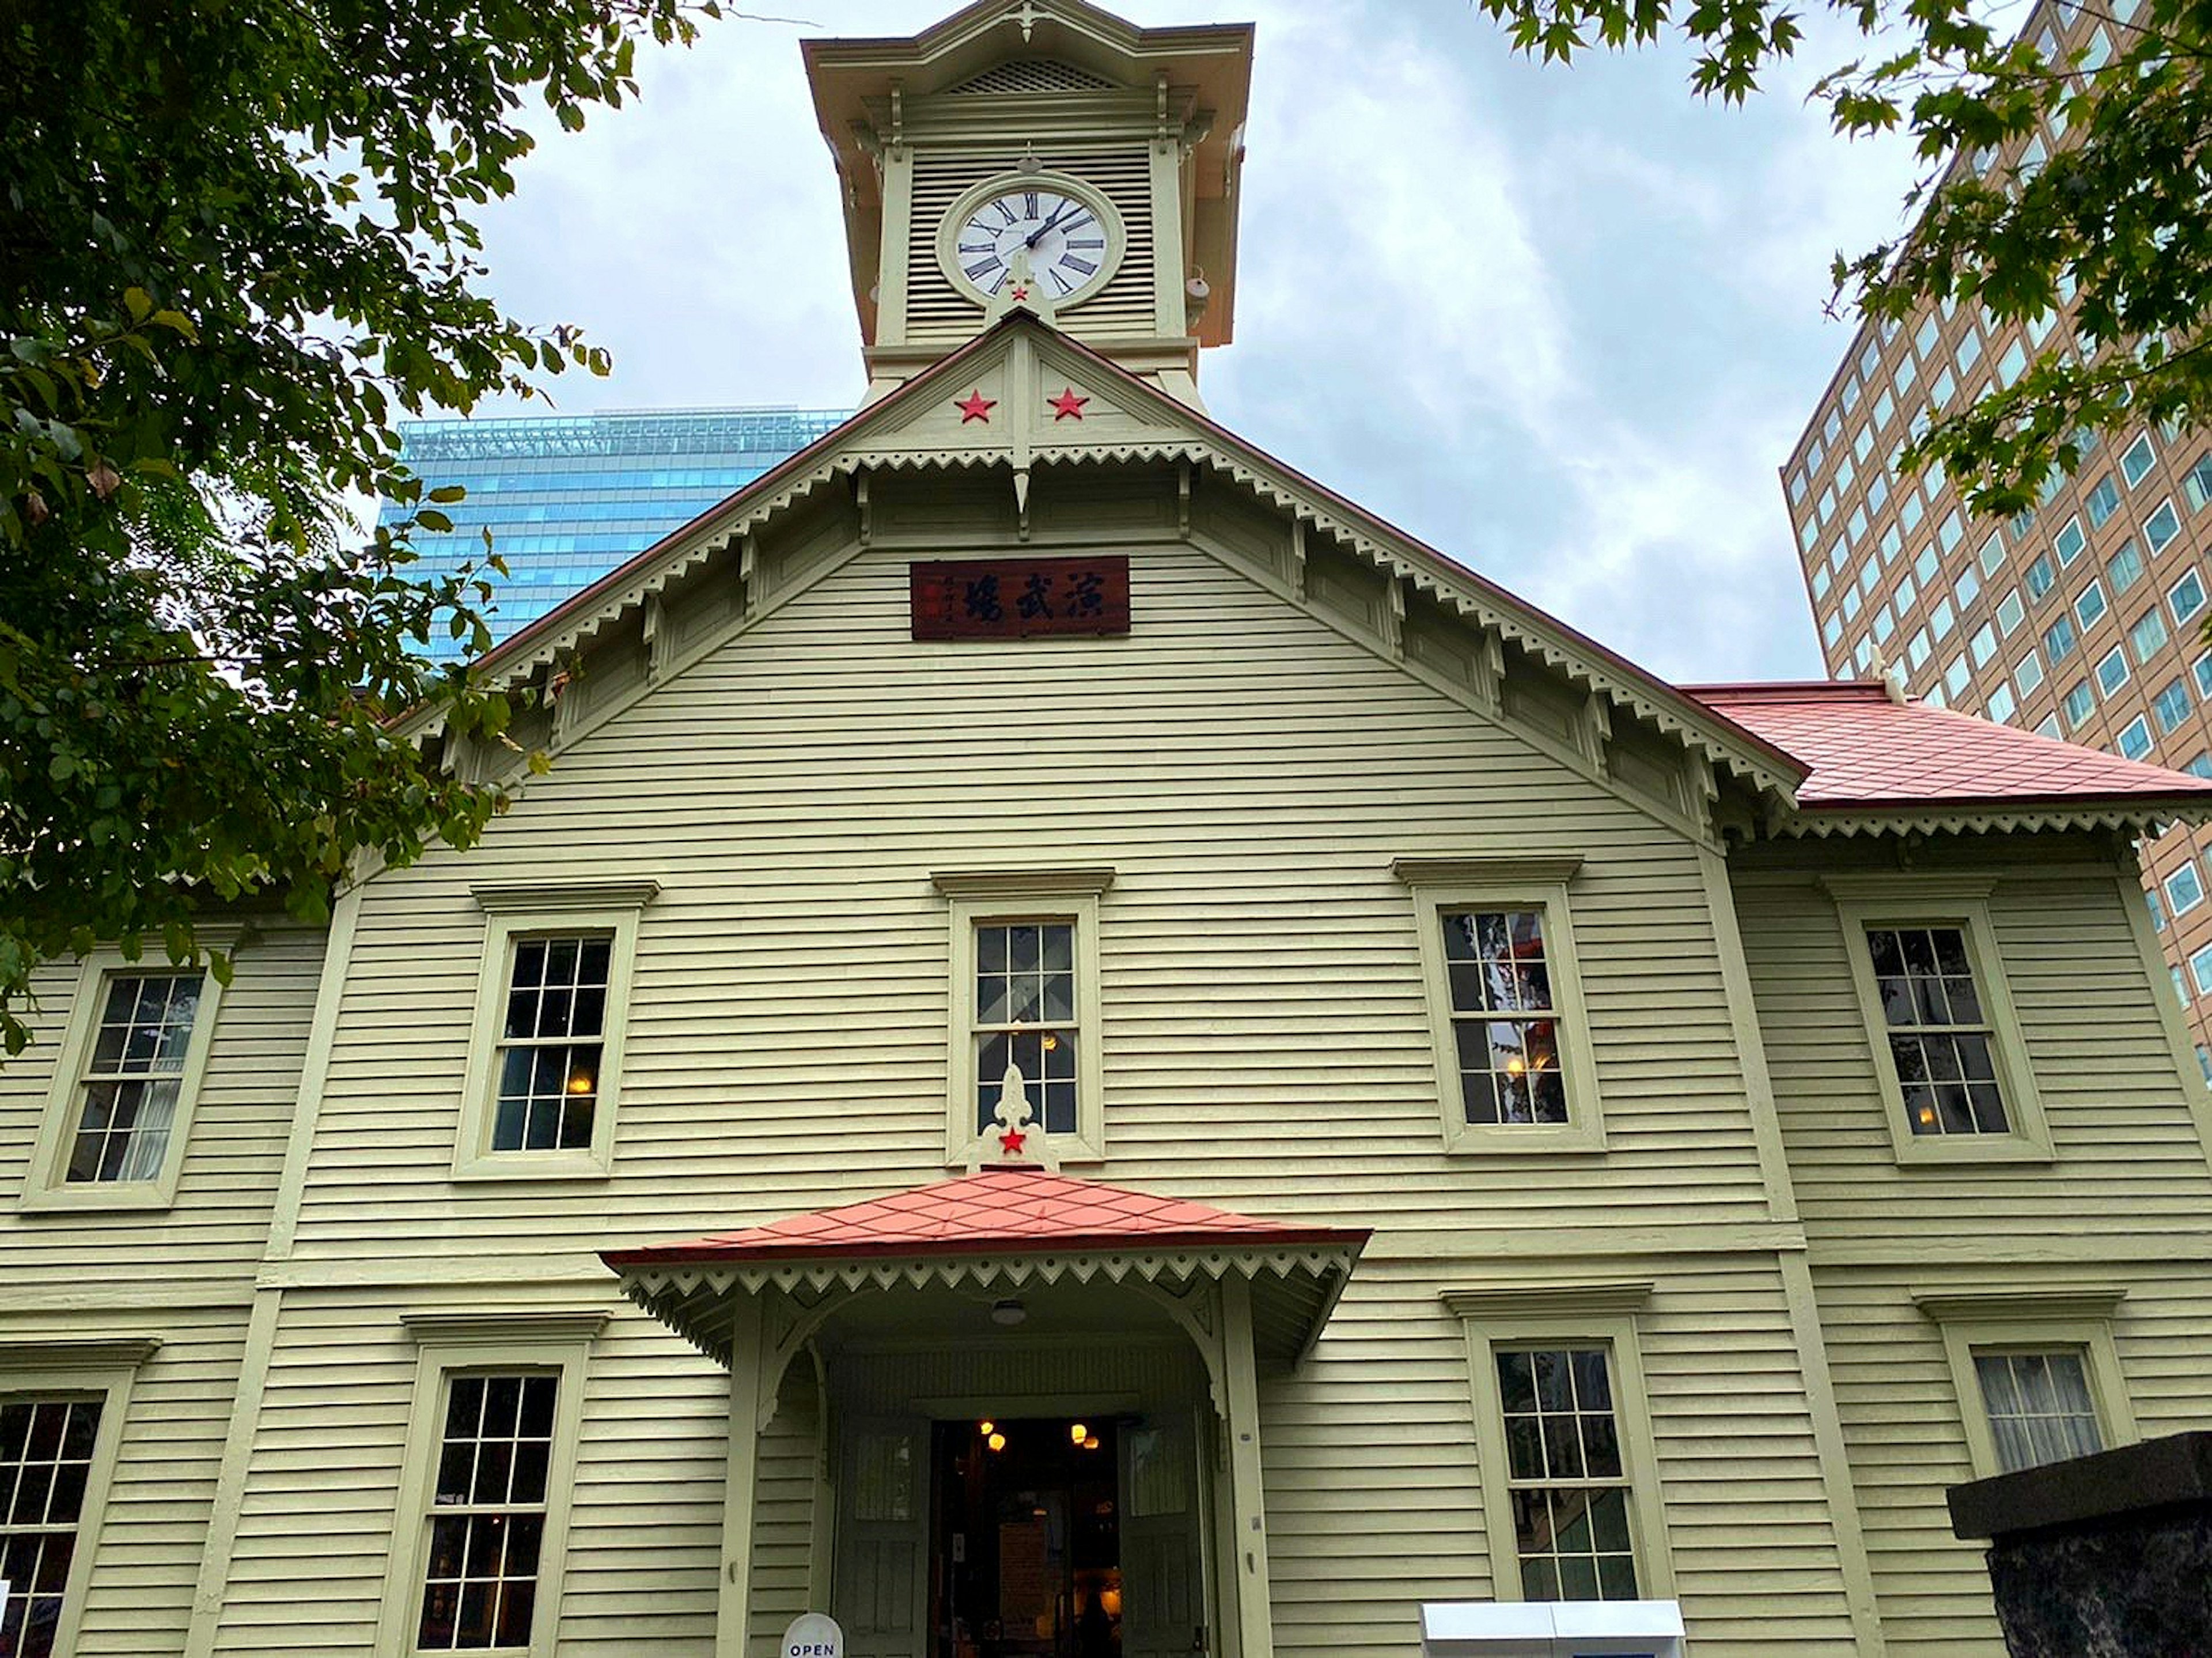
[1025,203,1078,249]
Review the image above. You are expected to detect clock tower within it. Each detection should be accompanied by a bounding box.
[802,0,1253,409]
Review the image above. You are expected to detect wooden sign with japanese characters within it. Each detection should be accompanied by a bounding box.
[909,556,1131,641]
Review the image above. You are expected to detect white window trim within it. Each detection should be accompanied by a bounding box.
[1824,878,2054,1166]
[1396,857,1603,1155]
[0,1337,157,1653]
[2164,864,2206,917]
[20,947,229,1213]
[454,882,657,1182]
[1911,1287,2136,1482]
[1443,1280,1674,1604]
[933,867,1113,1167]
[375,1310,604,1658]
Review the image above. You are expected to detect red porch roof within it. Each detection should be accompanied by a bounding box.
[601,1166,1369,1269]
[1685,681,2212,813]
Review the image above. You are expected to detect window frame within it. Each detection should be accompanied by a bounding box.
[454,882,657,1182]
[0,1337,154,1658]
[1445,1281,1674,1606]
[1912,1288,2135,1481]
[1826,879,2054,1166]
[376,1312,600,1658]
[20,950,228,1213]
[934,867,1113,1167]
[1397,858,1603,1155]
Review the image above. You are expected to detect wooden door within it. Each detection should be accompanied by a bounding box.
[834,1416,930,1658]
[1119,1413,1204,1658]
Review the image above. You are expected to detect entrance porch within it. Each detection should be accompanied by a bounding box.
[601,1168,1368,1658]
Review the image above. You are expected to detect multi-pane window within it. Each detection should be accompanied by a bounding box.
[2128,605,2171,660]
[416,1373,558,1652]
[2108,540,2145,594]
[1974,1352,2103,1473]
[1866,926,2010,1137]
[2154,679,2194,735]
[0,1396,101,1658]
[1944,656,1972,699]
[1986,682,2017,724]
[1969,624,1999,668]
[493,937,611,1153]
[2086,474,2122,528]
[2187,453,2212,512]
[2062,681,2096,730]
[972,922,1078,1135]
[2042,615,2077,665]
[1495,1347,1638,1602]
[2024,553,2057,601]
[1441,910,1567,1126]
[65,974,201,1184]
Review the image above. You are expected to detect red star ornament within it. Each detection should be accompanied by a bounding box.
[1048,386,1089,422]
[1009,283,1032,302]
[956,389,996,424]
[998,1128,1028,1155]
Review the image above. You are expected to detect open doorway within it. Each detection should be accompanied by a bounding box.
[930,1417,1122,1658]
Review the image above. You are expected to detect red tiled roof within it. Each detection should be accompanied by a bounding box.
[601,1167,1368,1268]
[1684,681,2212,812]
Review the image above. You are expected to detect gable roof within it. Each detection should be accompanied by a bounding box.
[1690,681,2212,833]
[434,310,1810,807]
[601,1166,1363,1268]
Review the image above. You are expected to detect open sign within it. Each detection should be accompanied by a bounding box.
[781,1611,844,1658]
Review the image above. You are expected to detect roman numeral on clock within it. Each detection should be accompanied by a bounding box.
[965,257,1003,282]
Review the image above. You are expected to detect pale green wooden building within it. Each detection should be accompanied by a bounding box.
[7,3,2212,1655]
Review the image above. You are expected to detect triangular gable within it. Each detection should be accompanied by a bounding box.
[422,310,1808,813]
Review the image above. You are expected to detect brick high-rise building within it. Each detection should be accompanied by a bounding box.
[1784,0,2212,1072]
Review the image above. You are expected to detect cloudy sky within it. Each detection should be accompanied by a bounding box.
[463,0,1936,682]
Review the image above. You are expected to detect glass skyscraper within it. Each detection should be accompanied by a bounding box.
[384,405,849,644]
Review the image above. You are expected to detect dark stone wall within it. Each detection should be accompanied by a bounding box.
[1981,1507,2212,1656]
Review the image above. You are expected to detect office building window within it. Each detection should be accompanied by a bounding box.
[2169,570,2206,626]
[2122,432,2158,487]
[2096,647,2131,696]
[2074,580,2107,628]
[2186,452,2212,513]
[1995,590,2025,636]
[1986,682,2017,724]
[1931,596,1957,640]
[2165,862,2205,916]
[2108,540,2145,594]
[2025,553,2058,601]
[2194,943,2212,997]
[1997,340,2028,386]
[2054,518,2086,566]
[2116,716,2153,761]
[1970,624,1999,668]
[2147,887,2168,932]
[2086,473,2122,528]
[2062,681,2096,730]
[1944,656,1972,699]
[2013,647,2045,695]
[2129,605,2171,660]
[2043,616,2078,665]
[2146,499,2182,553]
[2154,679,2195,735]
[1979,530,2008,578]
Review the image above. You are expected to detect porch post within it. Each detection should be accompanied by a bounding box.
[717,1296,765,1657]
[1219,1276,1275,1658]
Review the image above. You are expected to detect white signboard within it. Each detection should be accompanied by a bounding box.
[782,1611,845,1658]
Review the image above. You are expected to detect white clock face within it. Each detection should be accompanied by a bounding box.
[952,187,1112,302]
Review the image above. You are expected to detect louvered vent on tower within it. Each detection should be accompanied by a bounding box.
[906,148,1157,345]
[949,59,1118,95]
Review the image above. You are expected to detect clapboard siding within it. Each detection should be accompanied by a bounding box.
[1266,1258,1859,1656]
[1807,1265,2212,1653]
[291,538,1775,1265]
[216,1288,725,1655]
[0,1311,249,1656]
[1733,866,2212,1234]
[0,924,324,1280]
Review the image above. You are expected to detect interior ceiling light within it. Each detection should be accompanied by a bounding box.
[991,1297,1027,1326]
